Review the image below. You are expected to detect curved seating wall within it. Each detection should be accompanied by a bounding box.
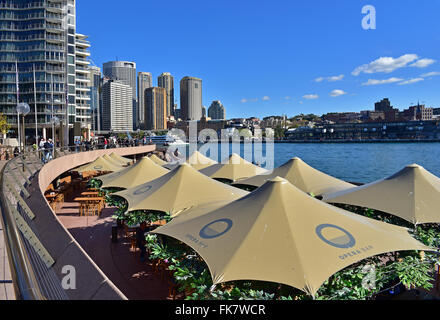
[28,146,155,300]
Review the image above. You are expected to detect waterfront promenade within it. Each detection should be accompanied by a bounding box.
[0,160,15,300]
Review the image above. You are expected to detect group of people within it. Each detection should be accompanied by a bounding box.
[38,138,54,164]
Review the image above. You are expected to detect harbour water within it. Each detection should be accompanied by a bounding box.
[177,142,440,184]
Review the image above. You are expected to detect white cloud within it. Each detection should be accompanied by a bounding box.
[284,96,292,100]
[330,89,347,97]
[240,99,248,103]
[362,77,404,86]
[262,96,270,101]
[352,54,419,76]
[410,59,436,68]
[398,78,424,85]
[303,94,319,100]
[421,71,440,78]
[328,75,344,82]
[315,75,344,82]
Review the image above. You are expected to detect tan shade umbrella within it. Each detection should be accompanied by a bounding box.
[102,154,125,167]
[149,154,167,167]
[233,157,355,196]
[98,156,169,189]
[74,156,123,173]
[153,177,432,296]
[109,152,132,166]
[164,151,218,171]
[114,163,249,216]
[199,153,268,182]
[323,164,440,225]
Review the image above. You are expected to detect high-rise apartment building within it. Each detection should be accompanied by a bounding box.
[103,61,137,129]
[137,72,152,129]
[157,72,174,117]
[75,33,91,126]
[180,76,202,121]
[145,87,167,130]
[0,0,91,144]
[101,79,133,132]
[208,100,226,120]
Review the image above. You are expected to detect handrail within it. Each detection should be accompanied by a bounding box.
[0,156,46,299]
[0,143,156,300]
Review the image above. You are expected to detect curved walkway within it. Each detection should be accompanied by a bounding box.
[55,183,174,300]
[0,160,15,300]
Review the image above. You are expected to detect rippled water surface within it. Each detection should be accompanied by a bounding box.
[186,142,440,183]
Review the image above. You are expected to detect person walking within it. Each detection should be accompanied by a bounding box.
[39,138,46,163]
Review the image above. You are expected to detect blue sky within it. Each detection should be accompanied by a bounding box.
[76,0,440,119]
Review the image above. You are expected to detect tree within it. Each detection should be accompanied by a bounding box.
[0,113,10,141]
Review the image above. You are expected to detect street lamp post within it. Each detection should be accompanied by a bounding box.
[16,103,30,171]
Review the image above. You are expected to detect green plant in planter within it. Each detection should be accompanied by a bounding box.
[87,178,102,189]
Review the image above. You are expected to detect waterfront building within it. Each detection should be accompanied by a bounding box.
[137,72,152,129]
[145,87,167,130]
[75,34,91,129]
[402,104,434,121]
[101,79,133,132]
[180,76,202,121]
[0,0,91,143]
[103,61,137,129]
[322,112,361,124]
[87,66,101,132]
[208,100,226,120]
[284,120,440,141]
[157,72,174,118]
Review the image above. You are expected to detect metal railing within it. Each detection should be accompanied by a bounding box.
[0,143,154,300]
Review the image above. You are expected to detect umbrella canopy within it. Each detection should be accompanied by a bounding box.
[233,157,355,196]
[102,154,125,167]
[109,152,132,166]
[164,151,218,171]
[199,153,268,183]
[153,177,431,296]
[74,156,123,173]
[98,156,169,189]
[149,154,167,167]
[114,163,249,216]
[323,164,440,225]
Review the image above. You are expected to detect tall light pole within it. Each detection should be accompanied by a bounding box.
[51,74,54,144]
[16,103,30,154]
[15,61,20,149]
[33,64,38,145]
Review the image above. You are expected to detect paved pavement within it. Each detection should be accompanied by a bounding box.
[0,160,16,300]
[56,190,175,300]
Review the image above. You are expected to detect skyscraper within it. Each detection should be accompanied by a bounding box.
[88,66,102,132]
[103,61,137,129]
[137,72,152,129]
[145,87,167,130]
[101,79,133,132]
[0,0,91,144]
[180,76,202,121]
[75,34,91,128]
[208,101,226,120]
[157,72,174,118]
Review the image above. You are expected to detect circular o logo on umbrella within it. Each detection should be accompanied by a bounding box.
[133,185,152,195]
[199,219,233,239]
[94,165,103,170]
[316,224,356,249]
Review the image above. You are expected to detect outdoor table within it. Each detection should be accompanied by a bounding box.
[74,197,105,216]
[81,191,100,197]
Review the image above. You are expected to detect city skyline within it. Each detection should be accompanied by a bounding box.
[77,0,440,119]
